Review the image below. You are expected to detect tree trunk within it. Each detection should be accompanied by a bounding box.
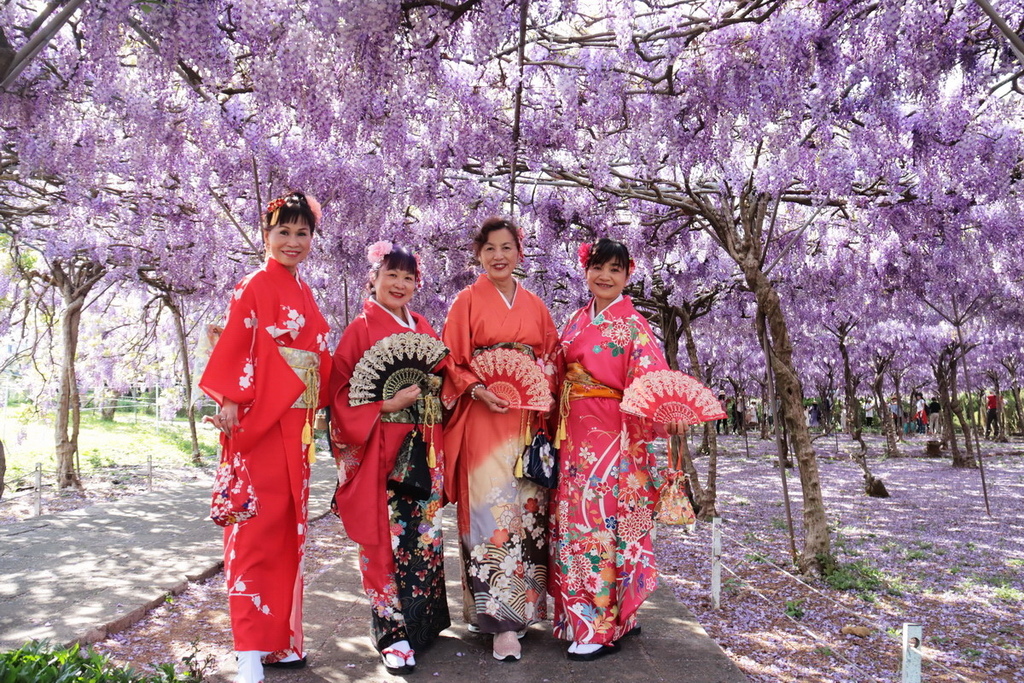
[679,309,719,520]
[48,257,105,490]
[55,293,84,489]
[746,267,830,574]
[872,355,900,458]
[1012,385,1024,436]
[839,335,884,495]
[166,296,202,464]
[99,386,117,421]
[0,439,6,500]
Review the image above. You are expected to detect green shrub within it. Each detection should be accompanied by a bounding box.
[0,641,193,683]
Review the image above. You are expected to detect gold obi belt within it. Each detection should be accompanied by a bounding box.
[278,346,320,409]
[473,341,535,359]
[562,362,623,402]
[555,363,622,446]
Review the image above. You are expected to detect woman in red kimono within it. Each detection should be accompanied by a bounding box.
[549,238,685,661]
[329,242,450,675]
[441,217,560,663]
[200,192,331,683]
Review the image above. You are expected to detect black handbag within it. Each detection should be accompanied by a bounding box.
[388,427,433,500]
[522,428,558,489]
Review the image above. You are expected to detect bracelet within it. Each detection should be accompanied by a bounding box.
[470,383,484,401]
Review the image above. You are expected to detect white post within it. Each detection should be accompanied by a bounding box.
[711,516,722,609]
[901,622,922,683]
[147,451,153,492]
[34,463,42,517]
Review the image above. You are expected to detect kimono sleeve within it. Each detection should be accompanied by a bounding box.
[328,317,384,481]
[199,280,259,407]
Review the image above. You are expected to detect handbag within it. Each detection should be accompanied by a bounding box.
[522,428,558,489]
[210,441,258,527]
[388,427,432,500]
[654,469,696,526]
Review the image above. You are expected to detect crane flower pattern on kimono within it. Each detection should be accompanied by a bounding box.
[550,296,669,645]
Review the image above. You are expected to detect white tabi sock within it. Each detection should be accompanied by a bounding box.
[235,650,265,683]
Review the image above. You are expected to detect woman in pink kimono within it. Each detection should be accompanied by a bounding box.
[549,238,685,661]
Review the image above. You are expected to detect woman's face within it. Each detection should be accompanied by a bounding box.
[264,220,312,273]
[586,259,631,308]
[373,267,417,315]
[478,228,520,283]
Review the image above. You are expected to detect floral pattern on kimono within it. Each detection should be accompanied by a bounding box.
[441,274,560,633]
[199,258,331,656]
[549,296,669,645]
[329,299,450,651]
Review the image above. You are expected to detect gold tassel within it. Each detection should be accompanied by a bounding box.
[554,381,570,448]
[514,452,524,478]
[307,441,317,464]
[301,421,312,444]
[428,440,437,468]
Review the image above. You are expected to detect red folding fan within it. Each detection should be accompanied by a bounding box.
[470,347,553,412]
[620,370,726,425]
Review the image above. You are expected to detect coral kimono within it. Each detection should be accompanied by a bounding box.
[199,258,331,658]
[441,274,559,633]
[549,295,668,645]
[329,299,450,652]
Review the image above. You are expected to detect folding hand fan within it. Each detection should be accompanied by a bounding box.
[349,332,449,406]
[620,370,726,425]
[470,347,553,411]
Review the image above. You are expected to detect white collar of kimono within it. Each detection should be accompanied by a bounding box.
[491,279,517,309]
[370,298,416,329]
[590,294,624,322]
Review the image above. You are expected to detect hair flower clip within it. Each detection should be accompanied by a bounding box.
[577,242,592,269]
[367,240,393,264]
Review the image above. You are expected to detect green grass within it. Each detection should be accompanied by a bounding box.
[1,410,219,483]
[0,641,194,682]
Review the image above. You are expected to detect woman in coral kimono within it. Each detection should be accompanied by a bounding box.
[329,243,450,675]
[441,217,559,662]
[200,191,331,683]
[549,238,686,661]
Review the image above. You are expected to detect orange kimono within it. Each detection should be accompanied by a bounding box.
[329,299,450,652]
[199,258,331,659]
[441,274,559,633]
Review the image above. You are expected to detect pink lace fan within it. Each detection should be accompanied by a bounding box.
[470,347,553,411]
[621,370,726,425]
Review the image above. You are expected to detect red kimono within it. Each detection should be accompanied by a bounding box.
[329,299,450,652]
[441,274,560,633]
[199,258,331,658]
[550,296,668,645]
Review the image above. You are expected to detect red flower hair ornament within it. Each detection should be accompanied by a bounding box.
[578,242,592,269]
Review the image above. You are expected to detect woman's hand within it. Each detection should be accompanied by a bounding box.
[476,386,511,414]
[205,398,239,435]
[665,420,687,436]
[382,385,422,414]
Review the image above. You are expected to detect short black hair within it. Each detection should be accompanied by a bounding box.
[264,191,317,233]
[377,245,419,278]
[585,238,630,269]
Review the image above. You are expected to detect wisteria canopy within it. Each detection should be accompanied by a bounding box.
[2,0,1024,570]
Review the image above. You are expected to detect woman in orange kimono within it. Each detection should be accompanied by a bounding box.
[329,243,450,675]
[200,192,332,683]
[549,238,685,661]
[441,217,560,663]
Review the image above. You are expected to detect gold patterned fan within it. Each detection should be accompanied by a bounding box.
[620,370,725,425]
[349,332,448,406]
[470,347,553,411]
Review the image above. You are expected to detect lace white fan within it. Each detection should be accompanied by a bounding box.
[349,332,448,406]
[620,370,726,425]
[470,347,553,411]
